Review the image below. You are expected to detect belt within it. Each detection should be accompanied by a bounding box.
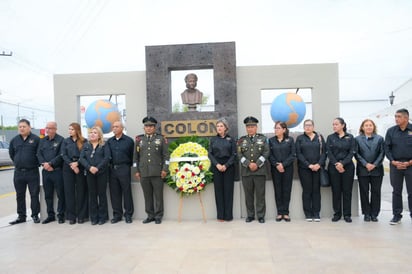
[112,164,129,170]
[16,167,38,172]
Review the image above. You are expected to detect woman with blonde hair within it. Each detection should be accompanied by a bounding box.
[209,118,236,221]
[61,122,88,224]
[354,119,384,222]
[79,126,111,225]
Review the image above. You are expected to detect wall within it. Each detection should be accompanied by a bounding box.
[53,63,359,220]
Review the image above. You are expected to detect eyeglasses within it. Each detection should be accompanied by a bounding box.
[46,127,56,130]
[304,124,313,127]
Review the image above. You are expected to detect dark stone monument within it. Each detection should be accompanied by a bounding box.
[145,42,238,138]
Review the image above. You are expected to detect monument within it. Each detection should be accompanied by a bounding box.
[181,73,203,111]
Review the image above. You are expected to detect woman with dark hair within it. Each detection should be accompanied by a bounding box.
[60,122,88,224]
[209,118,236,221]
[355,119,384,222]
[269,121,296,222]
[79,126,111,225]
[296,119,326,222]
[326,117,356,223]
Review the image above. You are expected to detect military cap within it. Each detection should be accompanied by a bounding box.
[142,116,158,126]
[243,116,259,125]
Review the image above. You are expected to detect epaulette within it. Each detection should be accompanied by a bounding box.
[135,135,143,142]
[237,136,247,145]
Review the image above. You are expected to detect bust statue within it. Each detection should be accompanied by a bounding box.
[181,73,203,111]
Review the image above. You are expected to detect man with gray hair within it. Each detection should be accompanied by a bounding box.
[107,121,135,224]
[37,121,65,224]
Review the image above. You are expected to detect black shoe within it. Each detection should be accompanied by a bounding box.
[125,217,132,224]
[390,216,401,225]
[275,215,283,222]
[258,218,265,223]
[58,218,65,224]
[283,215,291,222]
[364,215,371,222]
[155,219,162,224]
[91,220,98,225]
[245,217,255,223]
[332,215,341,222]
[371,216,378,222]
[344,216,352,223]
[32,215,40,223]
[42,216,56,224]
[77,219,84,224]
[9,217,26,225]
[69,219,76,225]
[142,217,155,224]
[98,220,106,225]
[111,218,121,224]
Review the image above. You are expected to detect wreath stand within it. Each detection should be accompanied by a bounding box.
[178,192,207,223]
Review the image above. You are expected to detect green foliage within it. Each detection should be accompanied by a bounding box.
[0,126,17,130]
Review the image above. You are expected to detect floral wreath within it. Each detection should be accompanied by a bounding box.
[166,136,213,196]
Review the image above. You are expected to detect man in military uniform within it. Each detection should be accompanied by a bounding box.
[37,121,65,224]
[237,116,269,223]
[9,119,41,225]
[108,121,135,224]
[135,116,169,224]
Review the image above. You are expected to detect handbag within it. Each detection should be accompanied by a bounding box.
[319,167,330,187]
[318,134,330,187]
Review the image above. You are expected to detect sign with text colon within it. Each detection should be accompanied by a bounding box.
[161,120,217,138]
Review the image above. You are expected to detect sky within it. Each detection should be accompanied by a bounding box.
[0,0,411,127]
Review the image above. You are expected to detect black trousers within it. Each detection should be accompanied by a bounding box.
[42,168,65,218]
[13,168,40,218]
[271,165,294,215]
[390,165,412,218]
[63,165,88,221]
[298,167,321,218]
[109,165,134,219]
[141,176,164,219]
[358,175,383,217]
[87,171,109,222]
[328,163,354,217]
[242,175,266,218]
[212,165,235,221]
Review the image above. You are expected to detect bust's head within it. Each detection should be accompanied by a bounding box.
[184,73,198,90]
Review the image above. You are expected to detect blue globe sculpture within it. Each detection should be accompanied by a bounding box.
[85,100,121,134]
[270,93,306,128]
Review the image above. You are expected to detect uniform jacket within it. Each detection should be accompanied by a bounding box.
[326,132,355,167]
[268,136,296,168]
[37,134,64,168]
[61,137,87,170]
[208,134,237,168]
[355,134,384,177]
[9,132,40,169]
[295,132,326,169]
[135,133,169,177]
[79,142,111,174]
[237,133,269,176]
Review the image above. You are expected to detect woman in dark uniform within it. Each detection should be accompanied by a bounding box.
[326,117,356,223]
[79,126,111,225]
[296,119,326,222]
[269,121,296,222]
[209,118,236,222]
[354,119,384,222]
[61,122,88,224]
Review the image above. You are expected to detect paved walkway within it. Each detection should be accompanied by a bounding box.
[0,201,411,274]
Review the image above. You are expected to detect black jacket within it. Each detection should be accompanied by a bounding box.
[355,134,384,177]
